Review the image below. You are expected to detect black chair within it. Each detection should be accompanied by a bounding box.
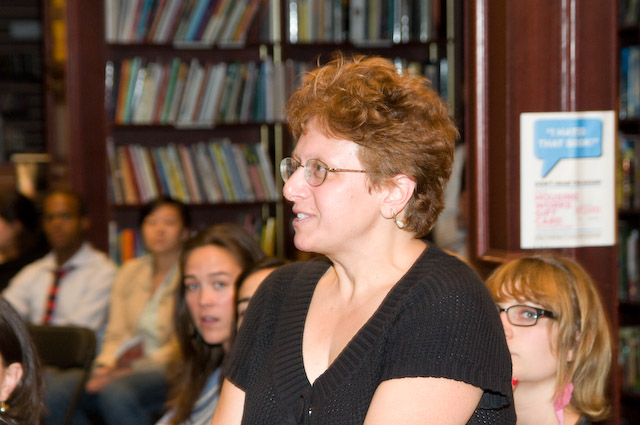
[28,325,96,425]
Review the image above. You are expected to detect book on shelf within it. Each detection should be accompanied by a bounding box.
[176,58,205,125]
[159,58,182,123]
[618,133,640,211]
[106,138,124,204]
[230,0,263,44]
[108,223,144,265]
[116,145,141,204]
[165,143,192,203]
[253,142,278,201]
[193,142,224,202]
[260,216,276,256]
[620,46,640,120]
[210,140,240,201]
[182,0,214,42]
[620,326,640,391]
[148,146,169,197]
[620,220,640,302]
[620,0,640,27]
[172,0,198,42]
[177,143,204,203]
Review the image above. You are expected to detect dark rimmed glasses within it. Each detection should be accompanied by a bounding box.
[497,304,555,327]
[280,157,367,187]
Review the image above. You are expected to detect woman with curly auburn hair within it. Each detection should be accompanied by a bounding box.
[0,297,44,425]
[213,54,515,424]
[486,255,612,425]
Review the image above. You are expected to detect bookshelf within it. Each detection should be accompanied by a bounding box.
[618,1,640,422]
[99,0,287,260]
[73,0,460,262]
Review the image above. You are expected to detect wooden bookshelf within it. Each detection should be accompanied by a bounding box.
[618,4,640,424]
[0,0,47,163]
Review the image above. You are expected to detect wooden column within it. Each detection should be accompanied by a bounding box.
[63,0,108,250]
[465,0,619,423]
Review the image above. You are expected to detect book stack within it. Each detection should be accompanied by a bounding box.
[106,57,287,126]
[106,137,279,205]
[104,0,271,46]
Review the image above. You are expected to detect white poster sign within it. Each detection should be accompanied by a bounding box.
[520,111,616,249]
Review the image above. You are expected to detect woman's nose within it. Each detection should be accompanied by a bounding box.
[283,167,308,202]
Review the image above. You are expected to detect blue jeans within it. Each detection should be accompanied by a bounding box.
[96,370,168,425]
[45,369,168,425]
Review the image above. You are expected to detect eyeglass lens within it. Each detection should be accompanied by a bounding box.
[499,305,549,327]
[280,158,328,187]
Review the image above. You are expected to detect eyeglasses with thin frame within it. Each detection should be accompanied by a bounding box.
[497,304,555,327]
[280,157,367,187]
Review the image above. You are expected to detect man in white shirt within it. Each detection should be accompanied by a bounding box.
[3,189,116,332]
[3,189,117,425]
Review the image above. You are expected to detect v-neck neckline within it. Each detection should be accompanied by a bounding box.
[271,244,434,414]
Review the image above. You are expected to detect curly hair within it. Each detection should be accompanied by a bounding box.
[486,255,612,421]
[286,54,458,236]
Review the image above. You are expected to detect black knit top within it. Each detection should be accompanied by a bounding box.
[225,244,516,424]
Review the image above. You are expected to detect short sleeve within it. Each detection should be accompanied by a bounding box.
[381,260,512,409]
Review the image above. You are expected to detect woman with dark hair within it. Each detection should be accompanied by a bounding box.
[62,196,191,425]
[157,223,265,425]
[0,191,48,290]
[235,256,285,329]
[0,296,44,424]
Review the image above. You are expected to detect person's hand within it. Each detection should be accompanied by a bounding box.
[85,365,113,393]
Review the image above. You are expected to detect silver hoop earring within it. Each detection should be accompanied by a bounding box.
[392,210,405,229]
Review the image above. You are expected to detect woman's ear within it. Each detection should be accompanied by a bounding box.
[0,362,23,402]
[382,174,416,217]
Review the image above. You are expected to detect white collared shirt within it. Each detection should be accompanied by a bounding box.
[3,242,117,334]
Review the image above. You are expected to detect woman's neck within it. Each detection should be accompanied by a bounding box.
[514,380,558,425]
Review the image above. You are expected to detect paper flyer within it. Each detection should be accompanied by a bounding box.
[520,111,616,248]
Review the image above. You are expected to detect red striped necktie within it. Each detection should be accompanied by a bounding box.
[42,267,72,324]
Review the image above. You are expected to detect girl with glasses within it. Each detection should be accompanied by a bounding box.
[486,255,612,425]
[213,54,515,425]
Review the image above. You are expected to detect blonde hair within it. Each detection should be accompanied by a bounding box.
[485,255,611,421]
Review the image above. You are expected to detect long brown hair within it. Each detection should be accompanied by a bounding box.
[0,297,44,424]
[166,223,265,424]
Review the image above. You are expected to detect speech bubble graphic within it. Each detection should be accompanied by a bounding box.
[533,118,602,177]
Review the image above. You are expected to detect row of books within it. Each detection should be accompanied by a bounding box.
[0,52,43,80]
[106,138,279,205]
[108,214,277,264]
[621,0,640,27]
[288,0,442,45]
[620,326,640,392]
[619,45,640,120]
[105,57,288,126]
[104,0,270,46]
[105,55,450,127]
[619,220,640,302]
[618,134,640,211]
